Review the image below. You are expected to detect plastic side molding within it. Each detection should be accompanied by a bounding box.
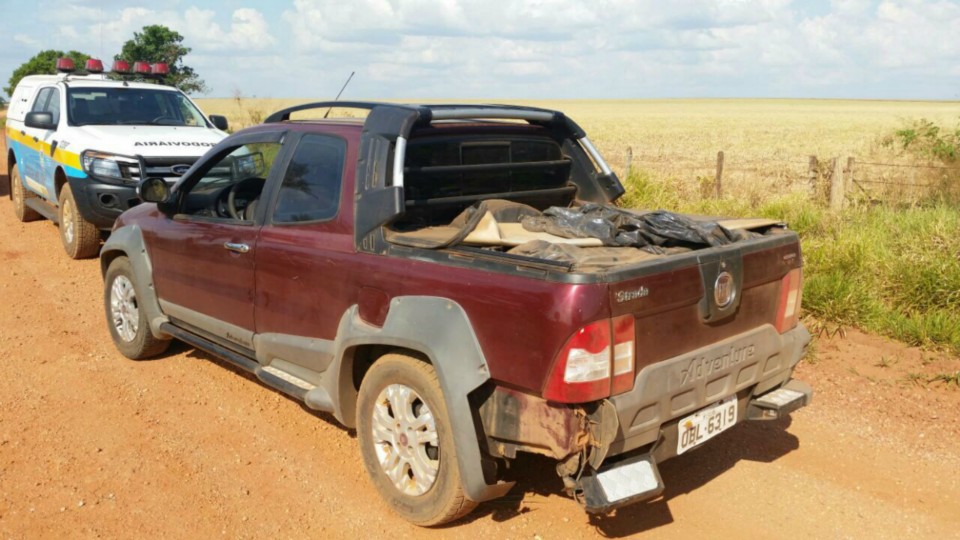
[328,297,515,503]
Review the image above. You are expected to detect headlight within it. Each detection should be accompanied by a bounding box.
[81,150,138,183]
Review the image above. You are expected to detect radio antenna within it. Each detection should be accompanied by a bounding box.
[324,71,355,119]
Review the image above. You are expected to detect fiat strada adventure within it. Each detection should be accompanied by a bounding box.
[101,102,812,525]
[5,58,227,258]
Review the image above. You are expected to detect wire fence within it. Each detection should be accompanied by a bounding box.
[602,146,960,208]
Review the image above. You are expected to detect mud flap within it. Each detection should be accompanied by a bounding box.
[577,452,664,513]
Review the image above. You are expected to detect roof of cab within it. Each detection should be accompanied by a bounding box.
[17,73,182,92]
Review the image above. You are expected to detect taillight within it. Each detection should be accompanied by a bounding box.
[775,268,803,333]
[543,315,636,403]
[611,315,636,395]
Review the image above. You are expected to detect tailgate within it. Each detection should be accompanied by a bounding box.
[605,240,805,455]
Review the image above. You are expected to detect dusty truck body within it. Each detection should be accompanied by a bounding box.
[101,102,811,525]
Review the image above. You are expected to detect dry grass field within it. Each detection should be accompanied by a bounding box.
[196,98,960,202]
[196,97,960,161]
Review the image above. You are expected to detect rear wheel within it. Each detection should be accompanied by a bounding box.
[104,256,170,359]
[10,164,41,222]
[58,184,100,259]
[356,353,477,526]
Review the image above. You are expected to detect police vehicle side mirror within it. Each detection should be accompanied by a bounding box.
[209,115,229,130]
[25,111,56,130]
[137,177,172,207]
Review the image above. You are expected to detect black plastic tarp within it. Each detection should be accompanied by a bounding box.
[520,203,749,251]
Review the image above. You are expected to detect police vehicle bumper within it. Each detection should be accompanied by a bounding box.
[67,176,141,230]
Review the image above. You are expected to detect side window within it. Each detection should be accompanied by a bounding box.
[31,87,61,125]
[45,88,61,125]
[180,142,283,221]
[272,134,346,223]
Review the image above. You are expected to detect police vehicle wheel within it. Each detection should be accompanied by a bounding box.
[10,164,41,222]
[356,353,477,526]
[104,256,170,360]
[58,184,100,259]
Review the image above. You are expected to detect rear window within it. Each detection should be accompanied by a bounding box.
[404,137,566,201]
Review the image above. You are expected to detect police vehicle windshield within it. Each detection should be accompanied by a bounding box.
[67,87,210,127]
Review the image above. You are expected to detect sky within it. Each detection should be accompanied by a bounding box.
[2,0,959,100]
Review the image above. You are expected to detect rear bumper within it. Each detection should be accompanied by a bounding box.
[606,322,811,458]
[578,378,812,513]
[67,176,140,230]
[476,323,812,511]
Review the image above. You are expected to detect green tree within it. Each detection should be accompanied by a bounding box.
[117,25,207,95]
[5,49,90,96]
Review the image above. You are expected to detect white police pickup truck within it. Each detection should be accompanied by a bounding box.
[5,58,228,258]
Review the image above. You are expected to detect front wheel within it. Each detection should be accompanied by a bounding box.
[356,353,477,526]
[104,256,170,359]
[58,184,100,259]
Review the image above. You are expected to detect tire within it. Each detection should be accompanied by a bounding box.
[58,183,100,259]
[356,353,477,526]
[10,164,41,222]
[104,256,170,360]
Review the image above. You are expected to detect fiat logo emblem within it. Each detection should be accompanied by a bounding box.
[170,164,191,175]
[714,271,735,308]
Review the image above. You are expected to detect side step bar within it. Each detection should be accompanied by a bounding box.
[578,453,664,513]
[747,379,813,421]
[159,322,334,411]
[24,198,59,224]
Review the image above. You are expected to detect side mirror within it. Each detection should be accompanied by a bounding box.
[137,177,171,204]
[209,115,229,131]
[25,111,56,130]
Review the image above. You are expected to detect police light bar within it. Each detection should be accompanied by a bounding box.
[112,60,131,74]
[151,63,169,76]
[133,61,151,75]
[85,59,104,74]
[56,58,76,73]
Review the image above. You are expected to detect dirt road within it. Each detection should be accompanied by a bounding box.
[1,146,959,538]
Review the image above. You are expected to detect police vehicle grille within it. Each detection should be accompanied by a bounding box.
[120,156,198,182]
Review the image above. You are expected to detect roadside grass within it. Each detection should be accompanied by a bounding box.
[622,169,960,355]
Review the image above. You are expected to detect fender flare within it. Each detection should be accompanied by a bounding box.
[100,225,170,338]
[328,296,515,503]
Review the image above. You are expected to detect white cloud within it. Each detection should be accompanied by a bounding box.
[3,0,960,99]
[183,7,276,51]
[13,35,41,48]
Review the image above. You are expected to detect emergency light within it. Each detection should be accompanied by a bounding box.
[56,58,76,73]
[133,61,151,75]
[151,63,169,76]
[85,59,104,74]
[112,60,131,74]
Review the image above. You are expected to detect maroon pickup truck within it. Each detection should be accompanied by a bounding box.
[101,102,811,526]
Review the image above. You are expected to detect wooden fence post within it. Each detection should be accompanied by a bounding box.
[846,157,855,199]
[808,155,819,198]
[715,151,724,199]
[625,146,633,177]
[829,156,846,210]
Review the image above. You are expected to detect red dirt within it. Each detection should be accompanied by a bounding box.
[1,140,959,538]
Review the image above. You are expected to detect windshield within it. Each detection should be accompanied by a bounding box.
[67,87,210,127]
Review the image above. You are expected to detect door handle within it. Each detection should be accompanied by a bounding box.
[224,242,250,254]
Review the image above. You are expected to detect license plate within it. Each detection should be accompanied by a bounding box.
[677,396,737,455]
